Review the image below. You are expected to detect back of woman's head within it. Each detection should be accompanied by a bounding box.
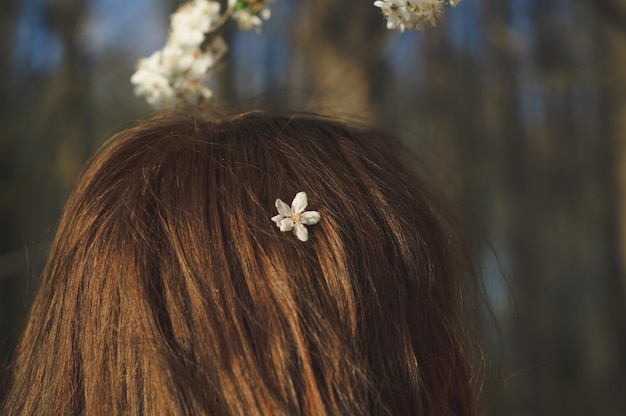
[3,110,478,415]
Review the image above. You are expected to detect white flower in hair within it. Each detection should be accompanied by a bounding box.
[271,192,321,242]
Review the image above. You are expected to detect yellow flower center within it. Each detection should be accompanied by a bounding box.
[290,212,302,223]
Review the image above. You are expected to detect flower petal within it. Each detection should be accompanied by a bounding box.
[275,198,292,217]
[294,223,309,242]
[300,211,321,225]
[271,214,283,227]
[279,218,295,232]
[399,8,412,21]
[291,192,308,213]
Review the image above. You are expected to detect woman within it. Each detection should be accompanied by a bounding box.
[2,110,481,415]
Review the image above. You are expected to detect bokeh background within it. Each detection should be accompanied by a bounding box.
[1,0,625,414]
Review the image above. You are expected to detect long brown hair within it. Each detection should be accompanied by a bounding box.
[3,110,480,415]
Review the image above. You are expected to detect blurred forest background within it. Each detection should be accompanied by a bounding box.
[1,0,625,414]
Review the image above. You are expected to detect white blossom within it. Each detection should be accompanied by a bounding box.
[374,0,411,32]
[232,0,274,32]
[408,0,445,31]
[130,51,177,109]
[131,0,276,109]
[131,0,230,109]
[374,0,457,32]
[271,192,321,242]
[232,10,264,32]
[131,35,227,109]
[169,0,221,47]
